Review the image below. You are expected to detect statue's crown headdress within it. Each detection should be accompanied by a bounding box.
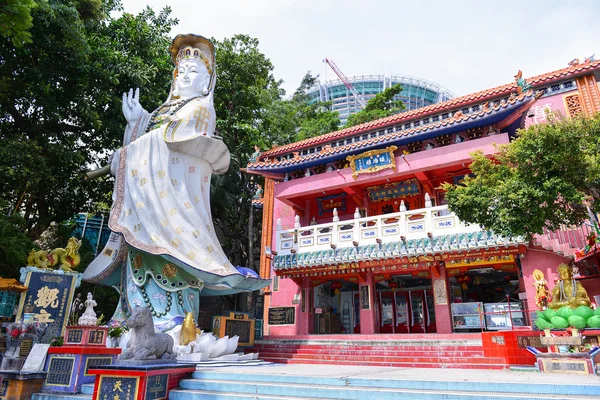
[169,34,215,75]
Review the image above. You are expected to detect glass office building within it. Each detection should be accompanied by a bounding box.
[307,75,454,125]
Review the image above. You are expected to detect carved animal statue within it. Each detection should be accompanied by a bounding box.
[29,237,82,272]
[120,307,175,360]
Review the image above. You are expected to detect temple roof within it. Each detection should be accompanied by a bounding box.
[247,89,540,174]
[256,59,600,160]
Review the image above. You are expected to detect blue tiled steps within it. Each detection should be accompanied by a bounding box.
[31,384,94,400]
[168,369,600,400]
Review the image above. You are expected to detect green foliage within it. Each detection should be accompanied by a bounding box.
[49,336,64,347]
[0,0,176,240]
[344,84,405,128]
[441,113,600,239]
[295,101,340,141]
[0,0,36,46]
[210,34,285,268]
[0,210,33,279]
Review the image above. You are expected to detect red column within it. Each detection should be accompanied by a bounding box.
[298,276,311,335]
[359,271,378,334]
[431,263,453,334]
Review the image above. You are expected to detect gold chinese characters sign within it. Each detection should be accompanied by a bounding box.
[16,270,78,342]
[346,146,397,180]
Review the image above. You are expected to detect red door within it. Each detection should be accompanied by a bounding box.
[394,292,410,333]
[410,290,426,333]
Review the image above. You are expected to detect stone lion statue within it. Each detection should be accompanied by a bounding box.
[119,307,175,360]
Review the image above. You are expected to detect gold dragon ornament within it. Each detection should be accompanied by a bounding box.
[27,237,82,273]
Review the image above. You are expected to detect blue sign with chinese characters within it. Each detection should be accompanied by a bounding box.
[316,193,347,216]
[354,152,392,172]
[346,146,397,179]
[17,270,78,343]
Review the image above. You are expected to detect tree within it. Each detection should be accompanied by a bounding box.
[0,202,32,279]
[0,0,36,46]
[344,84,405,128]
[0,0,177,240]
[211,34,284,269]
[441,113,600,239]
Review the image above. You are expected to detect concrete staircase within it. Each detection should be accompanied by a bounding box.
[169,364,600,400]
[532,224,591,257]
[246,334,509,370]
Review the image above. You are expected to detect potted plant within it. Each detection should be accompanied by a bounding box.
[108,321,128,348]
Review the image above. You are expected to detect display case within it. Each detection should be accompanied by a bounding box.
[451,302,484,330]
[483,302,525,330]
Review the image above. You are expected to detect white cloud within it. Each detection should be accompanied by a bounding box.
[122,0,599,97]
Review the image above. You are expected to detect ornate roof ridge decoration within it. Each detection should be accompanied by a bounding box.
[259,59,600,159]
[272,230,526,273]
[248,89,540,171]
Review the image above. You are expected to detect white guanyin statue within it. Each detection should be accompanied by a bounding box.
[78,292,98,326]
[83,34,269,331]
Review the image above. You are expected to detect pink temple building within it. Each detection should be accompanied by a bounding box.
[245,59,600,368]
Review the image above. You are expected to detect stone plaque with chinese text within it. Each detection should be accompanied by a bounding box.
[16,270,78,343]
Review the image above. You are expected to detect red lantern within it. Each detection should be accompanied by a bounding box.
[456,275,471,290]
[389,281,398,292]
[331,281,343,295]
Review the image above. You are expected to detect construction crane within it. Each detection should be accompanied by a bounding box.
[323,58,367,108]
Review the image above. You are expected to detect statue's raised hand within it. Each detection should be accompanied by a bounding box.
[122,88,143,123]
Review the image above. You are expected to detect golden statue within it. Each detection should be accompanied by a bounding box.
[548,263,591,309]
[180,312,201,345]
[532,269,551,310]
[28,237,82,273]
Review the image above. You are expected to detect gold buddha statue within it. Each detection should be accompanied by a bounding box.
[548,263,591,309]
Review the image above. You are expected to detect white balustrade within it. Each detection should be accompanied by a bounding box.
[275,204,483,256]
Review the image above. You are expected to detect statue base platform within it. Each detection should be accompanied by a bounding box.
[0,371,46,400]
[41,345,121,394]
[535,351,600,375]
[115,359,177,366]
[64,326,109,346]
[88,363,195,400]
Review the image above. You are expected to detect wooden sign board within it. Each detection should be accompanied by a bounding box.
[212,312,255,347]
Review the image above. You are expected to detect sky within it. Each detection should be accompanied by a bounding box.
[120,0,599,98]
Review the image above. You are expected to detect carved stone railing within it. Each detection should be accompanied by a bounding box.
[275,204,488,257]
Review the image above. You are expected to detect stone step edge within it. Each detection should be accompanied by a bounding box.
[169,388,327,400]
[255,340,483,346]
[176,380,596,400]
[263,358,509,370]
[262,355,508,364]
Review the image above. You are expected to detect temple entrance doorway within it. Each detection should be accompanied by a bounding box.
[312,279,358,334]
[375,276,436,334]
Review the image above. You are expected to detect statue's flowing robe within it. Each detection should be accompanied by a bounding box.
[83,97,269,329]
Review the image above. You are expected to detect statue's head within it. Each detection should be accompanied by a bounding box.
[168,34,215,100]
[557,263,572,281]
